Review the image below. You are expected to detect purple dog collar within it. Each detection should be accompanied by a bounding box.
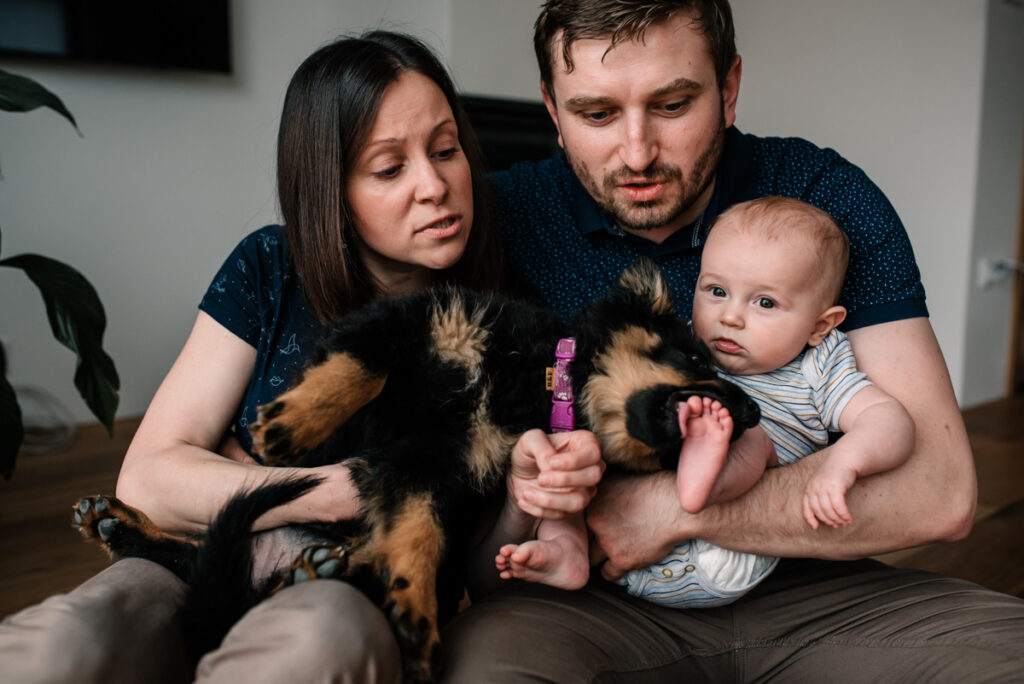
[549,337,576,432]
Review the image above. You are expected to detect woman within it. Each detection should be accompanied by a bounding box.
[0,31,602,683]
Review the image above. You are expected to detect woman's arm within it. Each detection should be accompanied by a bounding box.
[587,318,975,579]
[116,312,360,535]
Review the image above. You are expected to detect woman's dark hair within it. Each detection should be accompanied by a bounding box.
[534,0,736,96]
[277,30,503,323]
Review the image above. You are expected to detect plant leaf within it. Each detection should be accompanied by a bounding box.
[0,253,119,433]
[0,373,23,480]
[0,69,81,135]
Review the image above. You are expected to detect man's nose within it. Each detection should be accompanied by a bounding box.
[619,113,659,172]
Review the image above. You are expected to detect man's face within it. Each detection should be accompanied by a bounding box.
[542,14,740,242]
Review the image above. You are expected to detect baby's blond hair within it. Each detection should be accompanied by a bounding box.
[711,197,849,304]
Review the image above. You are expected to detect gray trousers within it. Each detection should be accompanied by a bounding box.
[441,558,1024,683]
[0,558,401,684]
[4,557,1023,683]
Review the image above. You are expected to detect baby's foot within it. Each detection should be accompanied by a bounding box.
[496,539,588,590]
[676,396,733,513]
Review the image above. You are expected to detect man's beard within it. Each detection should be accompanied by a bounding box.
[567,110,726,233]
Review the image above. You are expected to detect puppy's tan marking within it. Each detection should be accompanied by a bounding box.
[430,293,489,383]
[251,352,386,461]
[374,493,444,679]
[580,326,689,471]
[465,391,519,489]
[617,260,674,316]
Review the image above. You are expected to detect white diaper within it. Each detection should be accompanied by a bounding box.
[618,539,779,608]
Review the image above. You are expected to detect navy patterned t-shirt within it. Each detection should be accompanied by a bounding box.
[490,127,928,329]
[199,225,320,458]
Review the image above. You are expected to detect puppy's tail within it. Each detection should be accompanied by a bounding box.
[180,475,323,660]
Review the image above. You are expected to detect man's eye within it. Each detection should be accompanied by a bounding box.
[662,98,692,113]
[581,110,610,123]
[756,297,775,309]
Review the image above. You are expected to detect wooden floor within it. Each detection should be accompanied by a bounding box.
[2,397,1023,618]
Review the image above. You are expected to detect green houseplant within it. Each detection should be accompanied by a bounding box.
[0,68,119,480]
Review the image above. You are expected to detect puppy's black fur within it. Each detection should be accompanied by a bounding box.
[73,260,759,682]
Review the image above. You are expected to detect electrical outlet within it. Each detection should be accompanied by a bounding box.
[976,257,1019,290]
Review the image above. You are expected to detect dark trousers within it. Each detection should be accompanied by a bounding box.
[440,558,1024,683]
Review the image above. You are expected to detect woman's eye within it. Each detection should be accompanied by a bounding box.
[373,165,402,179]
[756,297,775,309]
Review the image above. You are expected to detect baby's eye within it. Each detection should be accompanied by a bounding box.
[711,286,726,298]
[756,297,775,309]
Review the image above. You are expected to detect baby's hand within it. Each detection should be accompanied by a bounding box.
[802,462,858,529]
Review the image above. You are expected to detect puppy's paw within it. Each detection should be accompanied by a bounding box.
[272,545,350,592]
[250,398,311,467]
[71,496,141,557]
[383,581,442,682]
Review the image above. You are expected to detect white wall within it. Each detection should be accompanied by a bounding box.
[961,0,1024,406]
[0,0,1018,428]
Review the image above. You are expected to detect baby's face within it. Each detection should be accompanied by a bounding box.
[692,222,831,375]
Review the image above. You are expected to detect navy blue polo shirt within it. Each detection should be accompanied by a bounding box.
[490,127,928,329]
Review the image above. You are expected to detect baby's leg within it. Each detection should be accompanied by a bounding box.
[495,515,588,590]
[676,396,734,513]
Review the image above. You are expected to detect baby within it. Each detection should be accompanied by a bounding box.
[496,196,916,608]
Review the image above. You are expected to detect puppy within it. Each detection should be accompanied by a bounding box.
[73,260,759,682]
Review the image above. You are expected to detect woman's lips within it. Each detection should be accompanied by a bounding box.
[418,214,462,238]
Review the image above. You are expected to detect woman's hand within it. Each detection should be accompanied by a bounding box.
[507,429,604,520]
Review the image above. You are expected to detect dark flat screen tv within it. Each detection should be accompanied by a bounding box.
[0,0,231,74]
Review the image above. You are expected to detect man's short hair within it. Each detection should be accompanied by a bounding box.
[534,0,736,97]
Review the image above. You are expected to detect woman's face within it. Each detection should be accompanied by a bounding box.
[346,70,474,296]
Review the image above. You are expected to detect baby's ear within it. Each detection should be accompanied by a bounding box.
[808,305,847,346]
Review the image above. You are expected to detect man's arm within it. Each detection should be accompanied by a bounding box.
[588,317,976,580]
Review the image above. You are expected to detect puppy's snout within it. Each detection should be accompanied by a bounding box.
[738,395,760,428]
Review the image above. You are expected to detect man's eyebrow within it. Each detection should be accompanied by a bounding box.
[563,78,704,109]
[651,77,704,98]
[564,94,615,109]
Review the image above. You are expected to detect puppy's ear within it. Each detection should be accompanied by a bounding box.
[618,259,674,315]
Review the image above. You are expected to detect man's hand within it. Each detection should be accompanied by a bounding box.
[587,425,776,581]
[507,429,604,520]
[586,470,683,581]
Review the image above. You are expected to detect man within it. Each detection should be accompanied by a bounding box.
[440,1,1024,680]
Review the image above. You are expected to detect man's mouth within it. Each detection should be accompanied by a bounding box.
[618,181,666,203]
